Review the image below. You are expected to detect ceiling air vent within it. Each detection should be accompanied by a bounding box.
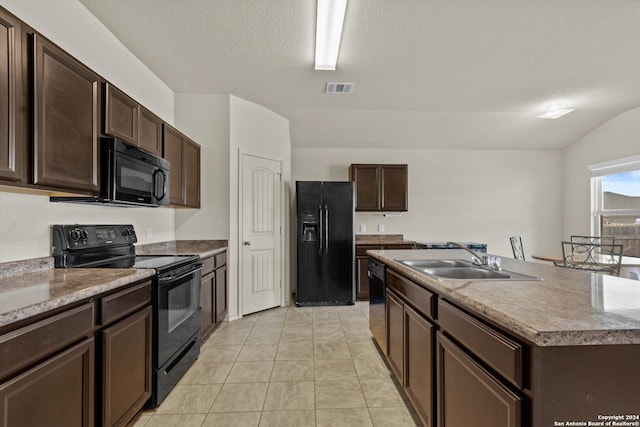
[326,82,355,94]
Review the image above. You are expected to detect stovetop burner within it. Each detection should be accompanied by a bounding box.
[133,255,199,272]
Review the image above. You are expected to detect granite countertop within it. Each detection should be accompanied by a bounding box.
[0,240,227,331]
[136,240,228,258]
[0,260,154,329]
[368,249,640,347]
[356,234,415,245]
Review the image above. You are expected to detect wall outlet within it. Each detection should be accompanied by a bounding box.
[147,226,153,240]
[360,224,367,233]
[378,224,385,232]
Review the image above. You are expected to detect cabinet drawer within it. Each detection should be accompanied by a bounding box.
[215,251,227,268]
[0,303,95,380]
[386,269,435,320]
[100,281,152,325]
[202,256,216,276]
[438,300,523,388]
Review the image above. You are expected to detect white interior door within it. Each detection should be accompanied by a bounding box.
[240,153,282,315]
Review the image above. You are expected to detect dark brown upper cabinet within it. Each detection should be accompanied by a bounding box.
[349,164,408,212]
[163,123,200,208]
[139,105,163,156]
[33,34,101,194]
[0,8,27,184]
[104,82,163,156]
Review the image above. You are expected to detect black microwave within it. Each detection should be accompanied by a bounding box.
[51,137,170,207]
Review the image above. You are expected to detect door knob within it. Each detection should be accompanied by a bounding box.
[244,241,251,246]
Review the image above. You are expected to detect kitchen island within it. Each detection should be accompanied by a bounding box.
[369,249,640,427]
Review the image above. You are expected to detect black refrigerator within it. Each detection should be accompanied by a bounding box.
[296,181,355,306]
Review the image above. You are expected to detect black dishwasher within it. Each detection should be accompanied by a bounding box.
[368,258,387,352]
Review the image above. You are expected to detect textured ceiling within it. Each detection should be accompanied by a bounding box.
[78,0,640,150]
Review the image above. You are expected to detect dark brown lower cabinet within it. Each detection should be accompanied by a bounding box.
[215,263,227,323]
[386,288,404,380]
[0,337,95,427]
[404,305,434,427]
[0,280,152,427]
[356,256,370,300]
[386,286,435,427]
[437,333,521,427]
[101,306,152,427]
[356,243,414,300]
[201,251,228,342]
[201,270,215,339]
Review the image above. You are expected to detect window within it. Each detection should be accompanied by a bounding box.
[590,156,640,257]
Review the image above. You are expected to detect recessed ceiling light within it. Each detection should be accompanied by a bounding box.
[315,0,348,71]
[537,104,575,119]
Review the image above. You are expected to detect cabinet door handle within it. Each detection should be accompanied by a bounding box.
[244,241,251,246]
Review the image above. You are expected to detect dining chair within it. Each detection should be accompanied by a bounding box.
[561,241,623,276]
[509,235,525,261]
[570,235,615,245]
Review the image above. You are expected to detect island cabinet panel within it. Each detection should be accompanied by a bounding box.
[385,280,436,427]
[0,337,95,427]
[530,344,640,426]
[437,332,521,427]
[438,299,523,388]
[101,306,152,427]
[33,34,100,193]
[386,288,405,381]
[349,164,408,212]
[404,304,434,427]
[0,8,27,183]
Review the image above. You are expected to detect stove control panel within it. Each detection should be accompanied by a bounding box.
[52,224,138,253]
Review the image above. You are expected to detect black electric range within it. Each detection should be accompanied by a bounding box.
[52,224,203,407]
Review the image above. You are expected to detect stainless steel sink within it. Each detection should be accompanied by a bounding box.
[421,267,511,279]
[396,259,542,281]
[397,259,471,269]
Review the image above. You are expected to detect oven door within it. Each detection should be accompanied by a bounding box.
[156,264,203,366]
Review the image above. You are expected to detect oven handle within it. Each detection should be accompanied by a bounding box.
[158,263,203,284]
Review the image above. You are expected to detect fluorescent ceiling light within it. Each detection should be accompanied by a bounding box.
[315,0,347,70]
[537,104,575,119]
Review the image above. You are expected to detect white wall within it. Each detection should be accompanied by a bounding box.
[229,96,292,320]
[174,94,230,240]
[0,0,176,263]
[563,107,640,238]
[0,0,174,122]
[292,148,563,258]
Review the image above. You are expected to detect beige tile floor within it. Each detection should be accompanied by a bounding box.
[127,301,422,427]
